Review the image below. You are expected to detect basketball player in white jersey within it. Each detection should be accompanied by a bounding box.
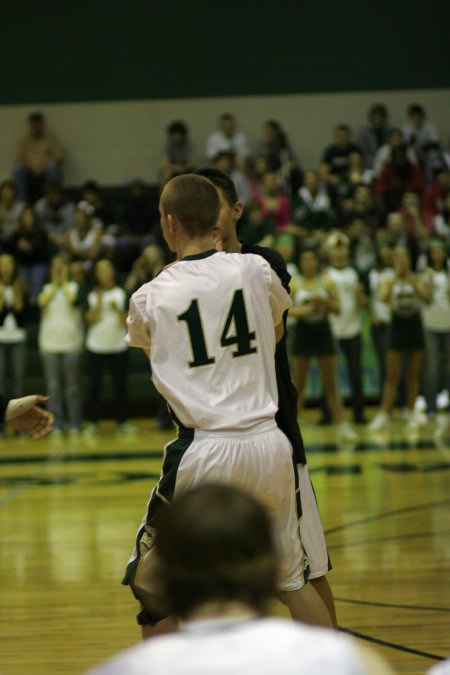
[90,485,392,675]
[195,168,337,627]
[124,174,332,637]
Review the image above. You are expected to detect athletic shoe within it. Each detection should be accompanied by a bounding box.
[337,422,358,443]
[369,411,389,431]
[406,410,427,429]
[117,422,138,434]
[83,423,99,436]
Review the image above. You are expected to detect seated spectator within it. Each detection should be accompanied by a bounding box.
[11,206,49,304]
[13,112,63,203]
[372,127,418,177]
[84,259,135,435]
[292,169,336,246]
[433,192,450,242]
[63,204,102,274]
[272,234,298,277]
[212,151,250,205]
[252,171,292,231]
[34,181,75,255]
[402,104,441,182]
[37,256,85,435]
[79,180,114,230]
[374,145,424,212]
[319,124,361,204]
[340,184,381,235]
[357,103,392,169]
[0,180,24,252]
[423,167,450,218]
[347,216,377,279]
[237,199,276,248]
[254,119,302,194]
[335,152,374,209]
[159,120,194,187]
[205,113,251,171]
[0,254,29,404]
[116,179,160,270]
[88,484,391,675]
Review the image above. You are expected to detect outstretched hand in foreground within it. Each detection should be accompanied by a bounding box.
[5,395,54,439]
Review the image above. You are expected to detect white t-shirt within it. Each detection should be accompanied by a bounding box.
[327,266,362,339]
[369,268,395,324]
[206,130,251,160]
[0,286,26,344]
[86,286,128,354]
[126,251,291,431]
[39,282,84,353]
[422,270,450,332]
[87,616,368,675]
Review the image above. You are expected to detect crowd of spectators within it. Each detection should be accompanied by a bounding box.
[0,103,449,434]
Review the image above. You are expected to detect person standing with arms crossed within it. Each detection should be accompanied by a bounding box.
[194,168,336,626]
[124,174,332,638]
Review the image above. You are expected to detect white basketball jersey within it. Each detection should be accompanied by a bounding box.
[126,250,291,431]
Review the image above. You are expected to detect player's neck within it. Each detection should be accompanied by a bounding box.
[222,234,242,253]
[184,600,260,622]
[178,235,216,259]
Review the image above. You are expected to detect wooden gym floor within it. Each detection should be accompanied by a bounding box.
[0,409,449,674]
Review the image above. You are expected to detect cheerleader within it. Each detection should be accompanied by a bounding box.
[290,248,357,442]
[369,246,430,430]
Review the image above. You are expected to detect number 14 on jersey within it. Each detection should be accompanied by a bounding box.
[178,289,258,368]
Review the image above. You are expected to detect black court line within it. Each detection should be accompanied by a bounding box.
[0,436,447,466]
[327,528,450,550]
[0,449,163,466]
[0,445,68,509]
[336,597,450,613]
[339,626,446,661]
[325,499,450,535]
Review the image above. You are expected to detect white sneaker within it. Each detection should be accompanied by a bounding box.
[369,411,389,431]
[83,423,99,436]
[407,410,427,429]
[117,422,138,435]
[337,422,358,443]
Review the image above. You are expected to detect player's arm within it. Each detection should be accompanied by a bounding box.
[323,275,341,314]
[263,263,293,342]
[125,288,152,355]
[274,321,285,342]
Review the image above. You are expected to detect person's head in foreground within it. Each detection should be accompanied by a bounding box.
[154,482,277,620]
[88,483,394,674]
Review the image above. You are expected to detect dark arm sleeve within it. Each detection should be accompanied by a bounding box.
[0,394,11,422]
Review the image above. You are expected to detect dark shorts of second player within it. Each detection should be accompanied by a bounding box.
[293,319,336,358]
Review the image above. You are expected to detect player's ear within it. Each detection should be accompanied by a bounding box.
[234,201,244,222]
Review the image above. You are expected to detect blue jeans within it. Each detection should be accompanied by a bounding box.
[0,342,26,397]
[41,351,83,429]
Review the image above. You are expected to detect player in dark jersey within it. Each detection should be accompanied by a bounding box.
[195,168,337,627]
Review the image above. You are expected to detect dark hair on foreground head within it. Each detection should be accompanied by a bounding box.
[194,167,238,207]
[161,174,220,238]
[154,483,277,619]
